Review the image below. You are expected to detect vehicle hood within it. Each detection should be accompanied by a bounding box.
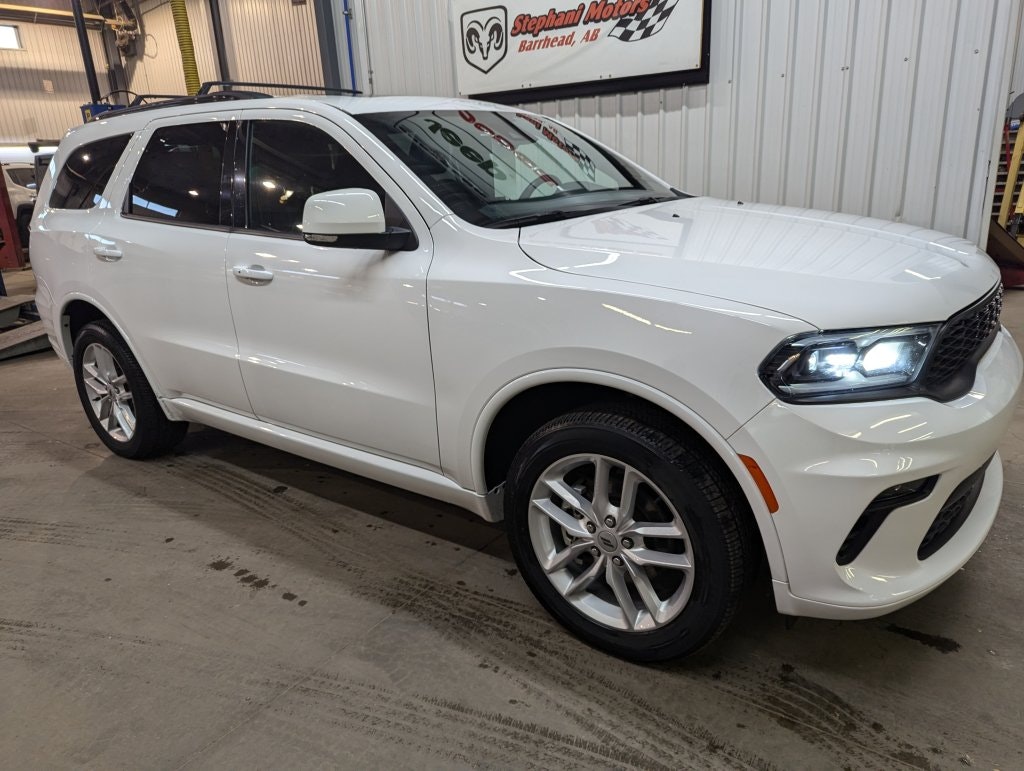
[517,197,1000,329]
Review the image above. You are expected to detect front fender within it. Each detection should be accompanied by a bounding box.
[468,367,787,584]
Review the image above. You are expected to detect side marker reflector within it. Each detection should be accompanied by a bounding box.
[739,454,779,514]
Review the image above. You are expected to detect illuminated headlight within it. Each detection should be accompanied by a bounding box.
[759,325,939,401]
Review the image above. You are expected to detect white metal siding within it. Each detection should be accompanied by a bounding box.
[359,0,1024,245]
[220,0,323,90]
[127,0,218,97]
[1009,9,1024,101]
[126,0,323,98]
[0,23,106,143]
[361,0,456,96]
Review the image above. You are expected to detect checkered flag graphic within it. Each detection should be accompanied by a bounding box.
[609,0,680,42]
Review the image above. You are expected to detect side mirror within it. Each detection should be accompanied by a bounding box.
[301,188,416,251]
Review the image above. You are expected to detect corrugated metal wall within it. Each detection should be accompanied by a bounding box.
[0,0,326,141]
[360,0,457,96]
[1010,20,1024,100]
[127,0,218,96]
[0,22,106,143]
[360,0,1024,246]
[127,0,323,97]
[221,0,323,89]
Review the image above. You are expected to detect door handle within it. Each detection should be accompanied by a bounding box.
[93,246,123,262]
[232,265,275,284]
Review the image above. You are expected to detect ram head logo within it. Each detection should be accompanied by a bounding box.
[461,6,507,74]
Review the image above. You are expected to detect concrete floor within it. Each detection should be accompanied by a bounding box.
[1,275,1023,770]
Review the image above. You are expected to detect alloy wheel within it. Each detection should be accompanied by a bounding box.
[81,342,137,442]
[527,453,695,632]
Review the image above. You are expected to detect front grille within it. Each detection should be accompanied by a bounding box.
[922,285,1002,398]
[917,458,992,560]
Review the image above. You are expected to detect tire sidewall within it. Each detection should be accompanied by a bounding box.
[72,323,149,457]
[506,420,738,660]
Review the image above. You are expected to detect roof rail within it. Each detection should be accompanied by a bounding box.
[198,80,362,96]
[97,90,272,121]
[129,92,193,106]
[89,80,361,123]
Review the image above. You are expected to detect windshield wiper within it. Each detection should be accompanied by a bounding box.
[615,195,678,208]
[489,210,593,229]
[491,195,684,228]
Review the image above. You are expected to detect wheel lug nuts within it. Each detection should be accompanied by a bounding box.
[612,556,623,566]
[604,516,616,527]
[585,522,596,533]
[590,546,600,557]
[622,537,633,549]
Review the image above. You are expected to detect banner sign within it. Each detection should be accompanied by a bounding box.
[450,0,710,102]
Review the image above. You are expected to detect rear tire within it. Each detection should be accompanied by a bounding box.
[72,320,188,459]
[505,407,754,662]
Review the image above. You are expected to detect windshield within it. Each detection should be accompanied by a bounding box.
[355,110,682,228]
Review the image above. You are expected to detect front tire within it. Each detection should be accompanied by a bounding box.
[72,320,188,459]
[505,407,754,662]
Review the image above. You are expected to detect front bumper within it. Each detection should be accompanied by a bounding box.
[730,327,1022,619]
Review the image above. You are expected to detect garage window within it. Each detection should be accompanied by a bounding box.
[49,134,132,210]
[0,25,21,49]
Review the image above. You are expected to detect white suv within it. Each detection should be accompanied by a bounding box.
[31,93,1023,661]
[3,161,35,246]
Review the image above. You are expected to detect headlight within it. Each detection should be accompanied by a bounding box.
[759,324,939,402]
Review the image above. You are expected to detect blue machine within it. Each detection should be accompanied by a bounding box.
[80,103,126,122]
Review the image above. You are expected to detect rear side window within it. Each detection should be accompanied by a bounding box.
[127,122,230,226]
[49,134,132,210]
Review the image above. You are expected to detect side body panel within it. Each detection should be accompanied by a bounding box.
[423,216,811,580]
[89,114,251,414]
[225,108,440,467]
[32,130,128,360]
[424,216,811,490]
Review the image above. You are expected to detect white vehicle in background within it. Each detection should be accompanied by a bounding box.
[2,162,35,247]
[29,89,1023,661]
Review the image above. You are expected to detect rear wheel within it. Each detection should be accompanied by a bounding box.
[505,408,754,661]
[72,321,188,459]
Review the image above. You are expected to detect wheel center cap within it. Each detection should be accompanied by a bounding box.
[597,530,618,553]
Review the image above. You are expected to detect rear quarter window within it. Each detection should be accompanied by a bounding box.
[49,134,132,210]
